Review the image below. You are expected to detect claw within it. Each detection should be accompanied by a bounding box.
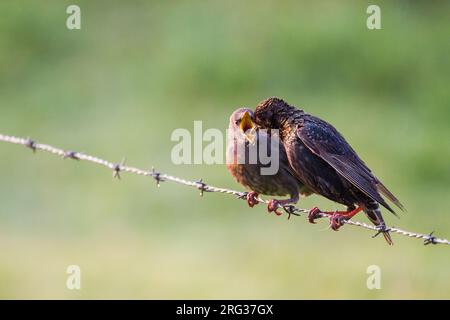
[268,199,283,216]
[308,206,363,230]
[308,207,322,224]
[246,191,259,208]
[330,212,346,231]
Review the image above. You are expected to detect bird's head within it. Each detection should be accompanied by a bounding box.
[229,108,257,143]
[253,97,281,129]
[254,97,292,129]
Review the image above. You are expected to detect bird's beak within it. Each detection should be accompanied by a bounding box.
[240,111,256,143]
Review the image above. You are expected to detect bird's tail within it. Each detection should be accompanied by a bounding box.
[363,201,393,245]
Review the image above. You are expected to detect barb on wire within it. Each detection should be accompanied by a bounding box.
[0,133,448,246]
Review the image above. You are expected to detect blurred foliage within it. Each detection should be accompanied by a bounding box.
[0,0,449,299]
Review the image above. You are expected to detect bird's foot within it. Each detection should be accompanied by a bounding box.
[308,207,322,224]
[308,206,345,229]
[267,199,283,216]
[329,212,347,231]
[308,206,363,230]
[246,191,259,208]
[329,207,363,231]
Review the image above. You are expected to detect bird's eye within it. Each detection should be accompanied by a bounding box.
[235,119,240,125]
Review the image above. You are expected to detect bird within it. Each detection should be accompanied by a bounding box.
[226,108,312,216]
[253,97,405,245]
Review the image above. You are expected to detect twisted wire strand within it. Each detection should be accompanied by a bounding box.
[0,133,448,246]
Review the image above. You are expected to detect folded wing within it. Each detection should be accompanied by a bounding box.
[296,115,404,214]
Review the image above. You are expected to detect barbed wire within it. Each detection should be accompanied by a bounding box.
[0,133,448,246]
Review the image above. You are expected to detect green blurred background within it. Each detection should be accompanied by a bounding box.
[0,0,449,299]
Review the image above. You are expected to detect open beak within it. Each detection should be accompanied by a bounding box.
[240,111,256,143]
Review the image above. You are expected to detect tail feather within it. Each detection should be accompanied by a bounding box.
[377,182,405,212]
[379,229,393,246]
[364,202,393,246]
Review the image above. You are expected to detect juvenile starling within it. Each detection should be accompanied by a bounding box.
[254,97,405,245]
[226,108,311,215]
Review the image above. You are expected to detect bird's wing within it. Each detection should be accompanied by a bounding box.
[296,115,404,213]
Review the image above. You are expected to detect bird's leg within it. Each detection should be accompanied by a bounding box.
[308,206,363,230]
[246,191,259,208]
[329,206,363,231]
[267,198,297,218]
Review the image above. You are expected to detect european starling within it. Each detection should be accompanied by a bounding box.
[226,108,311,215]
[254,97,405,245]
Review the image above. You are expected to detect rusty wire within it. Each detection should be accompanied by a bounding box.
[0,133,448,246]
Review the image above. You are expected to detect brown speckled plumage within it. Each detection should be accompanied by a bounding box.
[226,108,310,213]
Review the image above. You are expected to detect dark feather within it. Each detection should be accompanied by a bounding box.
[297,115,404,215]
[377,183,405,212]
